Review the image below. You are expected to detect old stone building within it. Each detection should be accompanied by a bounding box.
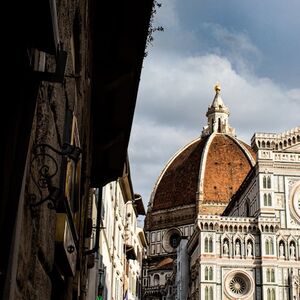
[1,1,153,299]
[143,85,300,299]
[87,159,147,300]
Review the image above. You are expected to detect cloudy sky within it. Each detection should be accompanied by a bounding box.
[128,0,300,211]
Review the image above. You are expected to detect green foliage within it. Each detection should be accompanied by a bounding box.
[145,1,164,57]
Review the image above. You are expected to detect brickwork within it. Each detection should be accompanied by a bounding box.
[202,135,254,214]
[152,137,208,211]
[150,134,255,217]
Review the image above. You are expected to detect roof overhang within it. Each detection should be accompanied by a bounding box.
[90,0,153,187]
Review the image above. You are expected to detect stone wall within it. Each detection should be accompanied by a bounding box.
[13,1,93,299]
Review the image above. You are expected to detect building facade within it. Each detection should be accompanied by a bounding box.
[87,161,147,300]
[143,85,300,299]
[1,1,153,299]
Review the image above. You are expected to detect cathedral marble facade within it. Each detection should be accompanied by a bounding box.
[142,86,300,300]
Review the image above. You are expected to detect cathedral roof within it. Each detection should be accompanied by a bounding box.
[147,86,256,217]
[153,257,173,270]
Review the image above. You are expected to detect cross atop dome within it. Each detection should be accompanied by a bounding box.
[202,84,235,136]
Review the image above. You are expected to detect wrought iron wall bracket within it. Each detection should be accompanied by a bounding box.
[29,143,81,213]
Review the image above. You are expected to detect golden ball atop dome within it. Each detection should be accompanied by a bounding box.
[214,83,221,93]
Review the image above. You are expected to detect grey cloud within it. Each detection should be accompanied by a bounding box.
[129,53,300,208]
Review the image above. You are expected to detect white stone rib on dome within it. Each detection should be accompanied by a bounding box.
[196,132,216,201]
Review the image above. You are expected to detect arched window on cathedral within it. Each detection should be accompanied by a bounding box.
[266,269,275,282]
[205,286,213,300]
[271,289,275,300]
[209,267,213,280]
[265,238,274,255]
[205,267,208,280]
[205,237,213,253]
[263,176,267,188]
[268,194,272,206]
[267,288,276,300]
[264,193,272,206]
[204,237,209,252]
[205,267,213,280]
[209,237,213,253]
[271,269,275,282]
[154,274,160,286]
[267,176,271,188]
[218,118,221,133]
[265,239,269,254]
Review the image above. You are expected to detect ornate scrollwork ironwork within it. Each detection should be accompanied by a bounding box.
[29,143,81,211]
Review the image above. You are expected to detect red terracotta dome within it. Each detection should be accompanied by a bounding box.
[147,86,256,218]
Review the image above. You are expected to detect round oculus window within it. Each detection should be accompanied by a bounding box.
[290,181,300,223]
[229,276,247,295]
[169,232,181,248]
[224,270,254,299]
[162,228,182,253]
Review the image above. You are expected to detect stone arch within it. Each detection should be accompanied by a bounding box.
[288,237,297,259]
[277,237,286,258]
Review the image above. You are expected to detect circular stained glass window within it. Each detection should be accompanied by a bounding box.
[290,181,300,223]
[169,232,181,248]
[224,270,254,299]
[229,276,247,295]
[162,228,182,253]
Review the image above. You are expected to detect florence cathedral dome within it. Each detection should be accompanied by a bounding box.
[145,85,256,231]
